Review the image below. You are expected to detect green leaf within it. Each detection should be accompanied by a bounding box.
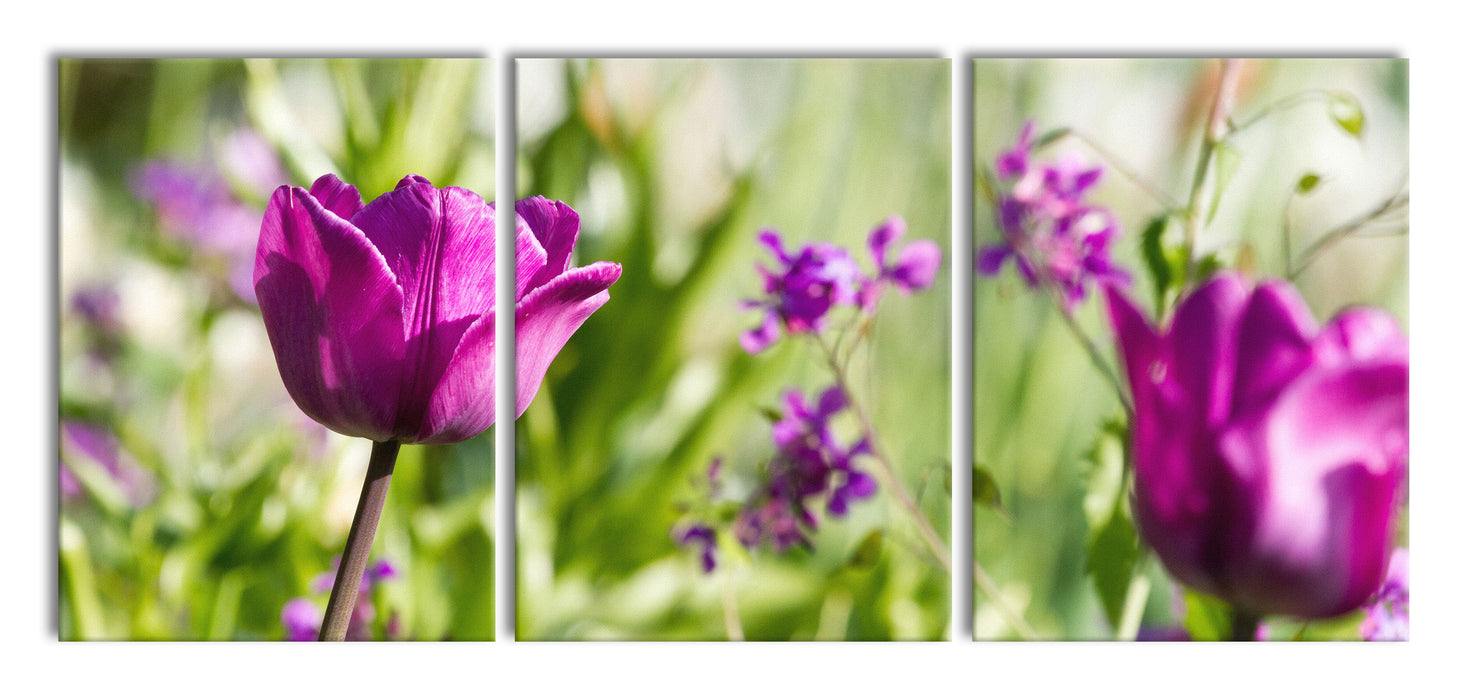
[758,406,784,424]
[1206,143,1242,227]
[1139,215,1175,318]
[848,530,884,570]
[1296,172,1321,194]
[1081,417,1128,532]
[1086,504,1138,631]
[1196,252,1224,281]
[1183,590,1233,642]
[1329,92,1365,138]
[972,463,1003,511]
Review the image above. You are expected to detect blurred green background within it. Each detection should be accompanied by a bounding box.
[514,58,952,640]
[971,58,1408,639]
[58,57,497,640]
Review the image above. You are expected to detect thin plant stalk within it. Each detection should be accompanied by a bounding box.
[1055,129,1179,210]
[1114,556,1153,641]
[814,334,1038,641]
[1007,234,1134,420]
[1288,191,1409,280]
[319,439,400,641]
[721,566,744,642]
[1182,59,1245,283]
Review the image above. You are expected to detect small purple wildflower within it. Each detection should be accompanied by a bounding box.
[741,231,866,353]
[736,387,877,552]
[59,421,154,507]
[281,598,322,641]
[132,129,286,305]
[289,557,398,641]
[70,285,124,365]
[741,218,942,353]
[864,216,943,309]
[675,524,719,573]
[1361,548,1408,641]
[978,121,1129,311]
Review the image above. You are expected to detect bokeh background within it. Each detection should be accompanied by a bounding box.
[514,58,952,640]
[970,58,1408,639]
[58,57,497,640]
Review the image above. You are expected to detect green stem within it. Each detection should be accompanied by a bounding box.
[319,440,400,641]
[1288,191,1409,280]
[1230,608,1261,642]
[1115,563,1152,641]
[1182,59,1244,284]
[1055,129,1179,210]
[815,334,1038,640]
[721,566,744,642]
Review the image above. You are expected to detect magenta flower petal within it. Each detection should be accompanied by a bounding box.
[255,185,407,442]
[1231,281,1318,417]
[1219,361,1407,617]
[1166,274,1249,426]
[281,598,322,641]
[513,261,622,418]
[417,310,495,443]
[887,240,942,292]
[515,196,581,290]
[739,311,780,354]
[867,216,905,269]
[976,244,1013,276]
[308,174,364,221]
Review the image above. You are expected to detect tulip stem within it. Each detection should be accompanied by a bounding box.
[319,439,400,641]
[1230,609,1261,642]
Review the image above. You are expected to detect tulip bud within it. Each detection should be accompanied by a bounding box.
[1105,273,1406,618]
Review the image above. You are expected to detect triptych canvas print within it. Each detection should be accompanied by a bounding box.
[58,57,1407,641]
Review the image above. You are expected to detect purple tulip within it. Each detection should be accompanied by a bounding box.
[254,174,620,444]
[1105,273,1407,619]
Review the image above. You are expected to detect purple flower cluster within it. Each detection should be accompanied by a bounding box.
[1360,548,1408,641]
[133,129,286,305]
[741,217,941,354]
[282,558,398,641]
[673,388,877,572]
[734,387,876,553]
[978,122,1129,310]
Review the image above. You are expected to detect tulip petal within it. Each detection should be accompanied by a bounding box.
[349,180,502,433]
[516,196,581,291]
[414,310,496,444]
[1167,273,1249,426]
[513,212,549,301]
[254,185,405,441]
[1102,283,1158,414]
[1317,307,1409,367]
[1231,280,1318,417]
[309,174,364,220]
[513,262,623,418]
[1219,360,1407,617]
